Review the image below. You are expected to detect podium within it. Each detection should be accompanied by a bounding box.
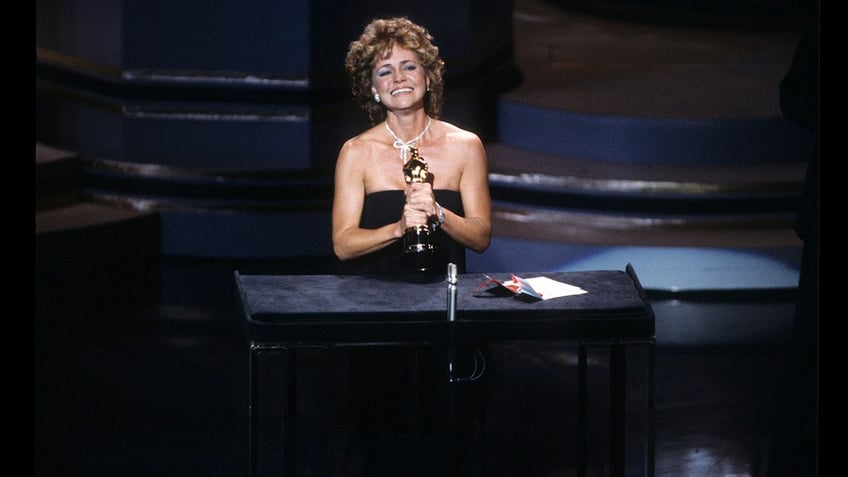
[235,265,655,477]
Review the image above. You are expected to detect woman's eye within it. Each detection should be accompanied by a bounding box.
[377,69,391,77]
[403,63,418,72]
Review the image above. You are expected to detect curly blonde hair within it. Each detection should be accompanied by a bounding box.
[345,17,445,124]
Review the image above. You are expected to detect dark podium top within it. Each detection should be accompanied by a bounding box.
[236,265,655,346]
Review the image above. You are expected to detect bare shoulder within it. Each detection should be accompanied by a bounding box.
[341,124,384,151]
[436,119,485,155]
[337,125,384,166]
[438,120,482,142]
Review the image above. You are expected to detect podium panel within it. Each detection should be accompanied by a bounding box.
[236,266,656,477]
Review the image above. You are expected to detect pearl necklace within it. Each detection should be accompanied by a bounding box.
[385,116,431,164]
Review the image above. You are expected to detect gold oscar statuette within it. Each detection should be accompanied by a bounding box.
[401,146,443,273]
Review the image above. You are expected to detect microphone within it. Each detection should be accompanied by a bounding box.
[446,262,457,322]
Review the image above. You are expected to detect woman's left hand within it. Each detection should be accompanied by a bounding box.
[404,182,438,227]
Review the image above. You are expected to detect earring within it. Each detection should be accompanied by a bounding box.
[374,93,381,103]
[426,85,430,92]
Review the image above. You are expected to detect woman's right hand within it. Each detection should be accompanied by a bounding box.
[402,182,436,229]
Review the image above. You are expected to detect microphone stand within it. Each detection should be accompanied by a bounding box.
[446,262,458,381]
[445,262,459,476]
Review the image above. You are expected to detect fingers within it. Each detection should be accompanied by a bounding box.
[402,202,431,228]
[406,182,435,208]
[403,183,436,227]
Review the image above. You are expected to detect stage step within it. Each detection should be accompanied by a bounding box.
[495,97,812,166]
[36,143,156,234]
[35,143,162,312]
[35,143,83,213]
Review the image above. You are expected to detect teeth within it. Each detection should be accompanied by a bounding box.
[392,88,413,96]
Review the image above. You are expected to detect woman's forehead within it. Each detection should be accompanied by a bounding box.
[376,44,418,63]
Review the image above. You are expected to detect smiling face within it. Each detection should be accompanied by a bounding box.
[371,44,430,111]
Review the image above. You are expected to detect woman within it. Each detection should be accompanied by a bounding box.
[332,16,491,275]
[331,17,492,475]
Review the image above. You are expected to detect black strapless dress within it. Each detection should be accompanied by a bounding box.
[337,189,466,275]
